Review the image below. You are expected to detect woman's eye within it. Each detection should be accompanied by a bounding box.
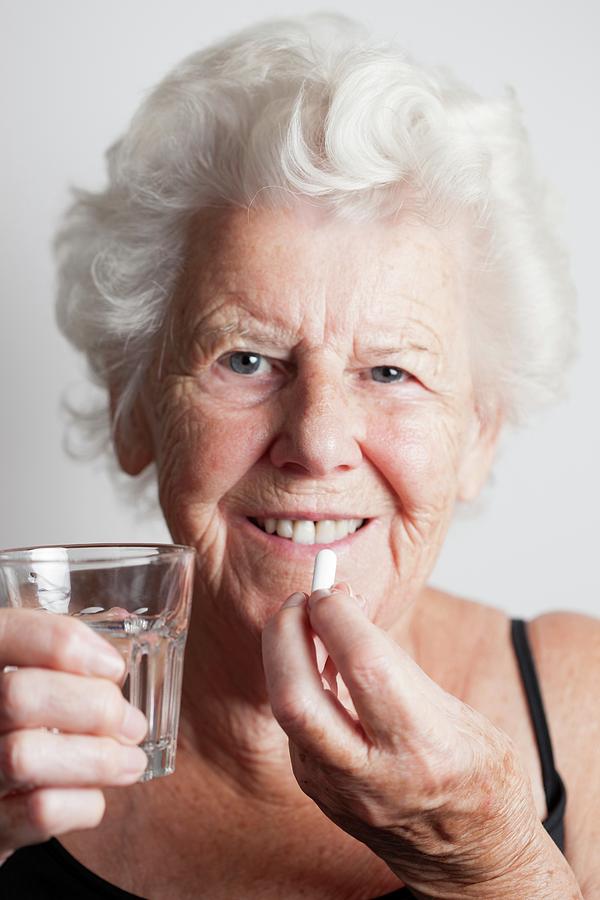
[371,365,410,384]
[225,351,272,376]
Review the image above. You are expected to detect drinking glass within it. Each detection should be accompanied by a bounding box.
[0,543,195,781]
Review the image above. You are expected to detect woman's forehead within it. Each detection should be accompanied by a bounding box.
[177,206,469,341]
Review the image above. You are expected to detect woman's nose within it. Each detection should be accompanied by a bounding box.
[268,362,364,476]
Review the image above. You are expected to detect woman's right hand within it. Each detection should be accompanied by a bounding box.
[0,608,148,863]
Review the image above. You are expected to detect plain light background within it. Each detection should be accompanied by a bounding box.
[1,1,598,620]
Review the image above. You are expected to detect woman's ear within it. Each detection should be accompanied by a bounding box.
[109,385,154,476]
[457,407,504,503]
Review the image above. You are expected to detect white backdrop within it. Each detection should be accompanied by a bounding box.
[1,0,598,620]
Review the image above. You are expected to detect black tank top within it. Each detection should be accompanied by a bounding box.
[0,618,567,899]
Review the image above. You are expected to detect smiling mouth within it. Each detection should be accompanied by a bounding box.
[247,516,368,545]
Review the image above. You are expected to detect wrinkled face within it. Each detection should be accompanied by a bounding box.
[129,205,494,636]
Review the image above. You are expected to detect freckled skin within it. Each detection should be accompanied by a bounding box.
[118,203,499,795]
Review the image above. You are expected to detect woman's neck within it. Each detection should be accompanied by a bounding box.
[178,625,309,809]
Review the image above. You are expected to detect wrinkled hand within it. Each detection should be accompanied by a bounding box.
[261,584,540,896]
[0,609,148,864]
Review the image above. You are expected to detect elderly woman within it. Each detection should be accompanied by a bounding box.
[0,13,598,899]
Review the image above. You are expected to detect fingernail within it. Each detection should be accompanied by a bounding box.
[308,588,332,608]
[282,592,306,609]
[119,704,148,742]
[119,745,148,777]
[332,582,352,594]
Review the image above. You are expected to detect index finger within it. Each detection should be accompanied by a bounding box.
[262,597,365,755]
[0,609,125,681]
[308,591,441,746]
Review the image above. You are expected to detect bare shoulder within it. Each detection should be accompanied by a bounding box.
[527,609,600,720]
[424,594,599,889]
[528,610,600,891]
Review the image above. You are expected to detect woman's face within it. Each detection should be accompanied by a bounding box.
[129,205,495,636]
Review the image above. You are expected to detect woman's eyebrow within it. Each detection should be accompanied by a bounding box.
[187,316,301,362]
[358,343,440,359]
[199,318,296,345]
[356,318,444,358]
[202,320,252,339]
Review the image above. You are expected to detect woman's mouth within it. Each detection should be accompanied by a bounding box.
[247,516,368,546]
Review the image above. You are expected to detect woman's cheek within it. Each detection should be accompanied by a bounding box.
[366,407,461,516]
[155,381,272,520]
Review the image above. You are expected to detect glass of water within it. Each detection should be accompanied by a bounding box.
[0,543,195,781]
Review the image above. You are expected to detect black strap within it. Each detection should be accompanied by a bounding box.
[511,618,566,851]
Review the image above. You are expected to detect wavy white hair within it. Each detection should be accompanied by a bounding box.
[54,12,577,504]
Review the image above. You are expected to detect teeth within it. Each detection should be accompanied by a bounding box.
[254,517,365,544]
[293,520,315,544]
[315,520,337,543]
[335,519,350,540]
[275,519,294,539]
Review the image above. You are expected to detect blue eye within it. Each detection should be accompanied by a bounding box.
[371,365,409,383]
[227,351,269,376]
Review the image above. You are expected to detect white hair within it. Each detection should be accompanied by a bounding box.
[54,12,577,502]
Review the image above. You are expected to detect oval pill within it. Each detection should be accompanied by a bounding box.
[311,548,337,593]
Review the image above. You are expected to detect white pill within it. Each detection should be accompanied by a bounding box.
[311,548,337,593]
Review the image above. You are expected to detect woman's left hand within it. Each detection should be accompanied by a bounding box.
[261,584,543,897]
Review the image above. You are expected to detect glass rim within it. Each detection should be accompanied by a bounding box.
[0,542,196,567]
